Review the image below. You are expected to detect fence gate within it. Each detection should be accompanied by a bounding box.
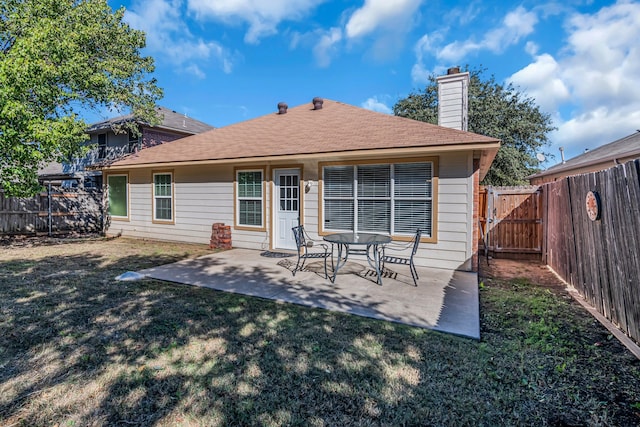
[480,186,543,258]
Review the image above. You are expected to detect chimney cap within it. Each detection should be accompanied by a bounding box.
[312,97,324,110]
[447,67,461,75]
[277,102,288,114]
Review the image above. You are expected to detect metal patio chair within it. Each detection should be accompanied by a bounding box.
[380,228,422,286]
[291,225,330,279]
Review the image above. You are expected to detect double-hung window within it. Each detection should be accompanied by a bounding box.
[107,174,128,220]
[236,169,264,229]
[153,172,173,222]
[322,160,435,239]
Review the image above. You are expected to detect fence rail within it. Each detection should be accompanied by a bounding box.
[0,187,104,235]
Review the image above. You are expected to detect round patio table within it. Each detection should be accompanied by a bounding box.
[323,232,392,285]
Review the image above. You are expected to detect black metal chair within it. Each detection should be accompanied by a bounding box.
[380,229,422,286]
[291,225,330,279]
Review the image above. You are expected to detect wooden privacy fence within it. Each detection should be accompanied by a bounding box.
[543,160,640,345]
[479,186,543,258]
[0,187,104,235]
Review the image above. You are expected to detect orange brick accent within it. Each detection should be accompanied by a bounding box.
[210,223,232,250]
[472,160,480,272]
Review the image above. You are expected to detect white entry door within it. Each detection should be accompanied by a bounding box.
[274,169,300,250]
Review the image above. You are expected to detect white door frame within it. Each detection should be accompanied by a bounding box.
[273,168,301,250]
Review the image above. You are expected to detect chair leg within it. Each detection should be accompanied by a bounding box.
[293,256,303,276]
[410,261,418,286]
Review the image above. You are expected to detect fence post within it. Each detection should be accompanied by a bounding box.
[47,182,52,237]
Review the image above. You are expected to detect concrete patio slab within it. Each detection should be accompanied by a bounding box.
[139,248,480,339]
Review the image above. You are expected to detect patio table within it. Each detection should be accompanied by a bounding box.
[323,232,392,285]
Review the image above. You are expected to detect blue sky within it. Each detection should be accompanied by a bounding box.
[105,0,640,165]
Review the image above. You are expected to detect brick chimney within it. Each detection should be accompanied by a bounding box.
[436,67,469,131]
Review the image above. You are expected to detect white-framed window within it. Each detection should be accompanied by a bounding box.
[322,161,434,238]
[236,169,264,229]
[107,174,128,219]
[153,172,173,222]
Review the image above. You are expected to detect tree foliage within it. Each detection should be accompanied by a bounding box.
[394,66,555,185]
[0,0,162,196]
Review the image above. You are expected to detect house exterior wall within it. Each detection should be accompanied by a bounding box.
[106,151,476,271]
[142,128,187,150]
[64,127,193,188]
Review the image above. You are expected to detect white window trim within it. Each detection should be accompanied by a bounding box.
[235,168,265,230]
[152,172,174,223]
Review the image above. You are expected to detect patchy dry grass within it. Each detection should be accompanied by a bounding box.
[0,236,639,426]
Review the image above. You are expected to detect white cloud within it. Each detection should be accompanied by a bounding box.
[437,6,538,62]
[508,53,570,113]
[312,28,343,67]
[184,64,206,79]
[508,1,640,157]
[345,0,423,39]
[187,0,326,44]
[411,5,538,83]
[361,96,392,114]
[411,32,446,83]
[525,41,539,56]
[126,0,236,76]
[444,1,481,26]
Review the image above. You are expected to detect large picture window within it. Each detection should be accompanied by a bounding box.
[236,169,264,228]
[107,174,128,219]
[153,172,173,222]
[322,161,434,238]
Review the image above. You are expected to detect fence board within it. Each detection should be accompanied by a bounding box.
[543,159,640,346]
[481,186,543,258]
[0,188,104,235]
[545,180,575,288]
[619,161,640,341]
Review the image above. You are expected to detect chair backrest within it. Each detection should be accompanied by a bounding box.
[292,225,306,250]
[411,229,423,256]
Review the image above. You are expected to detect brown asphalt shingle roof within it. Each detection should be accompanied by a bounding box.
[108,99,499,167]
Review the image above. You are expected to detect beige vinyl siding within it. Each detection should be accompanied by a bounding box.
[299,159,321,239]
[105,152,476,270]
[414,152,472,270]
[107,166,239,245]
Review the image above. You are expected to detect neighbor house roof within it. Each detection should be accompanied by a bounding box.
[37,161,77,182]
[105,99,500,178]
[86,106,214,135]
[529,131,640,184]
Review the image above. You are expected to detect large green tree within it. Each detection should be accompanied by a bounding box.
[0,0,162,196]
[394,66,555,185]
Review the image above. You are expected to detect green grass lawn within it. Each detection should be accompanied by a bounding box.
[0,236,639,426]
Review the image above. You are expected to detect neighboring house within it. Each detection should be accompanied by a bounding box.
[529,131,640,184]
[102,70,500,272]
[45,106,214,188]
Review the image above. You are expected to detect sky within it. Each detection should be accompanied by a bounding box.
[104,0,640,166]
